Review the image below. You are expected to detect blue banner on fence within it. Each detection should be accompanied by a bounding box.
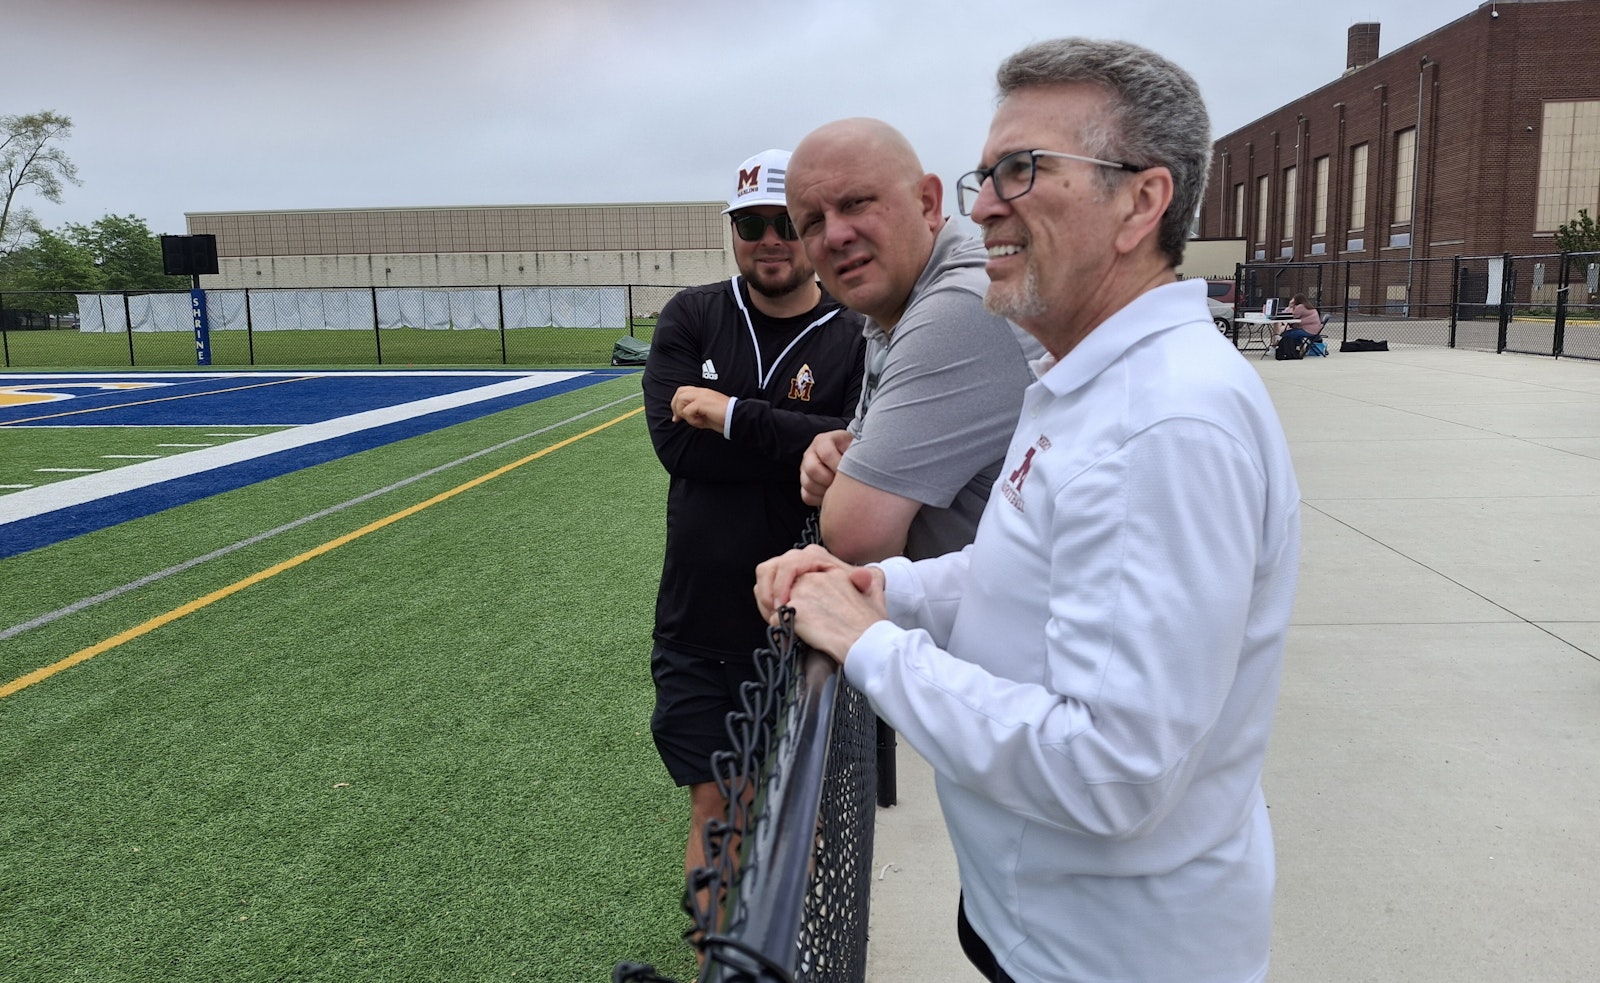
[191,289,212,366]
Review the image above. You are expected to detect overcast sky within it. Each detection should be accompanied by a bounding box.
[8,0,1482,237]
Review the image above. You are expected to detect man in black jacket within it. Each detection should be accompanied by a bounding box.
[641,148,867,886]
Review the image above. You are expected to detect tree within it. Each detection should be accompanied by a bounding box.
[1554,208,1600,255]
[66,214,188,291]
[0,214,187,306]
[0,227,101,314]
[1,111,80,255]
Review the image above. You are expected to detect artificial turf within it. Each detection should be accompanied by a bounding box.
[0,375,700,982]
[1,325,657,370]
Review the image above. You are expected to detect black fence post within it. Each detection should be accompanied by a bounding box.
[124,293,136,366]
[1448,256,1461,349]
[1342,260,1353,344]
[1554,251,1570,358]
[371,286,383,365]
[1230,263,1243,346]
[244,287,257,365]
[1497,253,1513,354]
[497,285,508,365]
[877,719,897,808]
[0,292,9,368]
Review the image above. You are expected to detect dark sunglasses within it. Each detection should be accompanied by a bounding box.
[731,212,799,242]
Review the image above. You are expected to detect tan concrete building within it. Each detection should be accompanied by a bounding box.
[186,202,736,290]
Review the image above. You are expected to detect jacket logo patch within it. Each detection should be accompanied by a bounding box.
[788,364,815,401]
[1001,435,1051,512]
[701,359,718,381]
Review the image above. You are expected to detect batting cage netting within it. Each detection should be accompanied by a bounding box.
[615,594,879,982]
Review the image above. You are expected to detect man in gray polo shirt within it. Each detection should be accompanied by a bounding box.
[785,117,1041,563]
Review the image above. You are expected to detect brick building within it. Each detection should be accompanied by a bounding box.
[1198,0,1600,312]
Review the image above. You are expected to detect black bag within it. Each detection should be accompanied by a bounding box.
[611,335,650,366]
[1274,336,1308,360]
[1339,338,1389,352]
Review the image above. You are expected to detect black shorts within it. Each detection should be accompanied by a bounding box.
[650,643,765,787]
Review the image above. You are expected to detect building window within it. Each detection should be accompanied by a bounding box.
[1313,156,1330,238]
[1283,165,1297,244]
[1256,174,1269,246]
[1535,100,1600,232]
[1393,128,1417,225]
[1233,183,1245,237]
[1349,143,1369,232]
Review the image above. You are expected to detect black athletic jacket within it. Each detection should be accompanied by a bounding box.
[644,278,867,660]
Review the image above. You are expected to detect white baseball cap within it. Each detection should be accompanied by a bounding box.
[722,148,792,214]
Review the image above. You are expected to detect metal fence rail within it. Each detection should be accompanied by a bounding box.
[613,607,877,983]
[1228,250,1600,360]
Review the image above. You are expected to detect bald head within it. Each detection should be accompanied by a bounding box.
[784,118,944,328]
[791,118,925,188]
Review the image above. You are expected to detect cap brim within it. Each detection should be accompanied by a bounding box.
[722,193,790,215]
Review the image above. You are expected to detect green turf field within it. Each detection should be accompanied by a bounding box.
[1,324,658,370]
[0,374,699,982]
[0,426,289,492]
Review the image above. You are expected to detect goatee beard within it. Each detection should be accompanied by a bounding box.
[749,270,807,301]
[984,263,1047,321]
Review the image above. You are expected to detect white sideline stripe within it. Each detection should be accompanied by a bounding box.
[102,455,163,459]
[206,433,260,437]
[0,390,642,642]
[0,485,35,490]
[36,468,103,473]
[0,371,585,525]
[157,443,215,448]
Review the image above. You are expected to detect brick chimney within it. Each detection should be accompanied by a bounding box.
[1347,23,1380,72]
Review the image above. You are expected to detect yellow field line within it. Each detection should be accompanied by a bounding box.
[0,376,316,426]
[0,405,645,700]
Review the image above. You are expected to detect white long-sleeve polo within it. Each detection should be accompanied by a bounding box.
[844,279,1301,983]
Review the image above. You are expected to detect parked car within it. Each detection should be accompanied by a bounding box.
[1205,279,1238,332]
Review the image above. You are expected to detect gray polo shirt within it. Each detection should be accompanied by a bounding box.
[840,221,1043,560]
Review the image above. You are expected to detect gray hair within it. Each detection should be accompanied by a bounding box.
[996,38,1211,268]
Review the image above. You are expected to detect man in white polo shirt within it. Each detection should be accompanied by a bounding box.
[755,38,1301,983]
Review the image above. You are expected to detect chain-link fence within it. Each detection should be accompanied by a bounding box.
[0,283,691,368]
[1228,251,1600,360]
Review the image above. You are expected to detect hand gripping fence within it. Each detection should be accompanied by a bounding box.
[616,520,878,983]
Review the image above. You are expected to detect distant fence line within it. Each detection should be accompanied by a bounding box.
[1232,250,1600,360]
[71,285,632,334]
[0,283,686,368]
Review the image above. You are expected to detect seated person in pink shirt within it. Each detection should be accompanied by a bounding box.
[1274,294,1323,346]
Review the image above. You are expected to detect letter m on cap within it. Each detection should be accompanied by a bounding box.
[738,166,761,195]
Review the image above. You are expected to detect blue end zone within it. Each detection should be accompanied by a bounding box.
[0,371,634,558]
[0,371,637,426]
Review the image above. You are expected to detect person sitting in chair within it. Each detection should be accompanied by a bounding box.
[1274,294,1322,347]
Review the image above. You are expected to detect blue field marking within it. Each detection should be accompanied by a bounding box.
[0,371,638,427]
[0,370,637,559]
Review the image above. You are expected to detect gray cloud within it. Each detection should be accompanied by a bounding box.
[7,0,1478,234]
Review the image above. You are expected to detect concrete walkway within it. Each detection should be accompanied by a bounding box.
[865,348,1600,981]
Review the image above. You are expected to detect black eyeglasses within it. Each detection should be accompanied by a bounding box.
[956,148,1141,216]
[731,212,799,242]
